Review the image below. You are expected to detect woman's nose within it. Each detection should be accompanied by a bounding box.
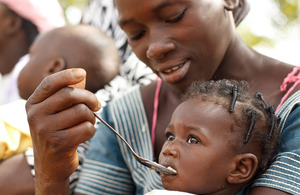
[146,38,176,60]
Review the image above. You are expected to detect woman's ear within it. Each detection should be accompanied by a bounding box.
[223,0,240,11]
[227,153,258,184]
[47,57,67,75]
[233,0,250,26]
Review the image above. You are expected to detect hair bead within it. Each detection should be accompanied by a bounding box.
[268,106,275,139]
[243,110,257,144]
[230,85,238,113]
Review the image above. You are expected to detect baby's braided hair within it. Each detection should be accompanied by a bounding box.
[183,79,280,179]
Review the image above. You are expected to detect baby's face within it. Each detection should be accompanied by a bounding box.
[159,99,237,194]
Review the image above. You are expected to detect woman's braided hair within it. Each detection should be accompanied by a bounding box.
[183,79,280,179]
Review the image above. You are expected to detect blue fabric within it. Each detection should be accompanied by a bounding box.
[75,86,163,195]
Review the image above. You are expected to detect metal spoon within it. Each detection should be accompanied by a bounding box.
[94,113,177,175]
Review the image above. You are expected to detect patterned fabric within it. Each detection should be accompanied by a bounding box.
[75,86,164,194]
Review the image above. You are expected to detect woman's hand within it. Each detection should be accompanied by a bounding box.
[26,68,101,194]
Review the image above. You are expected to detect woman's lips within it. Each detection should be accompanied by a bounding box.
[158,59,190,83]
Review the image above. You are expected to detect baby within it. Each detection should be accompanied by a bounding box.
[18,24,119,99]
[0,24,119,160]
[155,80,280,195]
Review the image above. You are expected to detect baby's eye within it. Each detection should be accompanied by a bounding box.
[166,132,175,141]
[187,136,200,144]
[166,9,187,23]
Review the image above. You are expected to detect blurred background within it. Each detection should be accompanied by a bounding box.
[58,0,300,65]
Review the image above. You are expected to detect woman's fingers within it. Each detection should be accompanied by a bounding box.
[27,68,87,104]
[26,68,101,184]
[35,103,96,146]
[42,86,100,115]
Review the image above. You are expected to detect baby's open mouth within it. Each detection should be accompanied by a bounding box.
[166,166,177,174]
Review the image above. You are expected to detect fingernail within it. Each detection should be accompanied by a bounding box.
[72,68,85,79]
[97,101,102,110]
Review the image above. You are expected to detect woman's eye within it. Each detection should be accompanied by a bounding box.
[166,9,187,23]
[187,136,199,144]
[129,30,145,41]
[166,133,175,141]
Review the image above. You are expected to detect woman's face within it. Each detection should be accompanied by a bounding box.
[159,99,237,194]
[0,3,15,74]
[115,0,235,92]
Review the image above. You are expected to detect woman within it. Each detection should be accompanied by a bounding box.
[0,1,251,195]
[27,0,299,194]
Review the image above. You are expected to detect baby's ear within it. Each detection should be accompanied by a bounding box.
[223,0,239,11]
[47,57,66,74]
[227,153,258,184]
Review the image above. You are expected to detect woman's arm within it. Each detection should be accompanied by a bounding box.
[250,187,290,195]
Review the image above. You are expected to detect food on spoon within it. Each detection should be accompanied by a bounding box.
[167,166,177,174]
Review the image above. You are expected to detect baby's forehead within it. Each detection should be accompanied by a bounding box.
[188,95,232,109]
[177,99,234,123]
[173,100,239,139]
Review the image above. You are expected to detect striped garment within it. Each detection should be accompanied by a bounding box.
[75,86,164,194]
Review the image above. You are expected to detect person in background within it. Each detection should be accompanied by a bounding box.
[148,80,280,195]
[0,0,65,105]
[0,24,119,195]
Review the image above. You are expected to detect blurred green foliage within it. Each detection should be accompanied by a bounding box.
[275,0,299,22]
[238,0,299,48]
[58,0,88,11]
[238,27,275,48]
